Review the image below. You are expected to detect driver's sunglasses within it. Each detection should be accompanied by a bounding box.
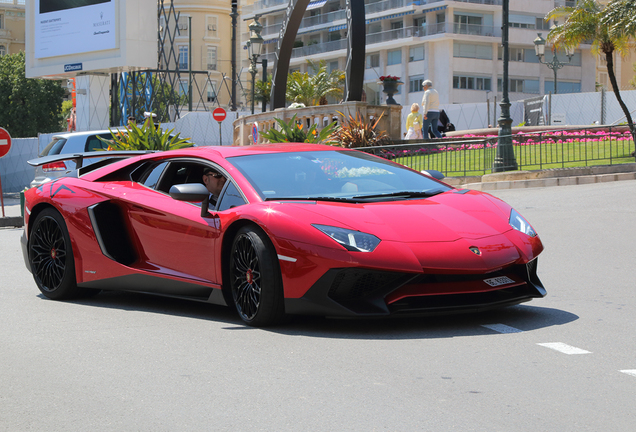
[206,173,223,179]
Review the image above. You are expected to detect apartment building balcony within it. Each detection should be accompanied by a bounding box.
[243,0,504,18]
[249,20,501,69]
[0,29,11,40]
[450,0,502,5]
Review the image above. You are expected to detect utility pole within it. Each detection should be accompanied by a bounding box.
[492,0,518,172]
[230,0,238,111]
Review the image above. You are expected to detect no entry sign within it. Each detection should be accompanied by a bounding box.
[0,127,11,159]
[212,107,227,122]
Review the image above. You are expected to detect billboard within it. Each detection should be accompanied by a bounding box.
[26,0,157,79]
[35,0,117,59]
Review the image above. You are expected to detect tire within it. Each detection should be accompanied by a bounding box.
[29,208,80,300]
[229,226,285,326]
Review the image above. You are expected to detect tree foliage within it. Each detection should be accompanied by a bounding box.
[601,0,636,41]
[547,0,636,155]
[0,51,66,137]
[286,60,345,106]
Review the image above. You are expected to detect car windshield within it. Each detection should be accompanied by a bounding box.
[228,150,451,202]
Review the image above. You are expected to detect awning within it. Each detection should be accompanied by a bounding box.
[422,5,447,13]
[366,10,415,24]
[328,24,347,32]
[307,0,327,11]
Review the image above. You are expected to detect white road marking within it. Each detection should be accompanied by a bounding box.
[537,342,591,355]
[620,370,636,378]
[481,324,523,334]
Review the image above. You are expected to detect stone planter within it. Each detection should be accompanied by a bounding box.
[380,80,403,105]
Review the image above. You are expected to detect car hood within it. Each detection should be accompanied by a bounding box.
[275,191,512,242]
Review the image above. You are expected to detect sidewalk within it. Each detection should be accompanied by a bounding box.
[3,163,636,228]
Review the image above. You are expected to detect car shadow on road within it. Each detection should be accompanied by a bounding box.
[41,290,242,325]
[272,304,579,340]
[54,291,578,340]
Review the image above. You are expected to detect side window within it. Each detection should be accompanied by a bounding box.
[155,161,208,193]
[85,134,111,152]
[138,162,169,189]
[218,182,247,211]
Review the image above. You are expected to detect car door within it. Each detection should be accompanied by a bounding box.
[116,158,224,287]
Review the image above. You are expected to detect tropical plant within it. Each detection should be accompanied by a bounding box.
[547,0,636,156]
[286,60,345,106]
[260,114,338,144]
[328,111,392,148]
[98,115,192,151]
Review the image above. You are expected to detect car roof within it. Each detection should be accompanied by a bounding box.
[72,144,353,183]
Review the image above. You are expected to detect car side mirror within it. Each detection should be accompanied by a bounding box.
[169,183,213,217]
[421,170,445,180]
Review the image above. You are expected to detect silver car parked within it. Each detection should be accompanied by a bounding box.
[30,130,115,188]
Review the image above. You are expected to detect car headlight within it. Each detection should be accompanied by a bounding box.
[312,224,381,252]
[509,209,537,237]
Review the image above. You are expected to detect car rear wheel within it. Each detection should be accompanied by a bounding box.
[29,208,81,300]
[229,226,285,326]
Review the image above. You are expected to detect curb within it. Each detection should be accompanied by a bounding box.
[0,216,23,228]
[444,163,636,190]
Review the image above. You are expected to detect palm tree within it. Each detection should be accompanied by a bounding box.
[286,60,345,106]
[602,0,636,41]
[308,60,345,105]
[547,0,636,156]
[286,71,316,106]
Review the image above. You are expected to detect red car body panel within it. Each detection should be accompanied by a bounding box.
[22,144,545,318]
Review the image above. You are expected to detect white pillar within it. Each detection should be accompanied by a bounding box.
[75,74,110,131]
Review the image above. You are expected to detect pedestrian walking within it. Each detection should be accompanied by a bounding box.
[421,80,442,139]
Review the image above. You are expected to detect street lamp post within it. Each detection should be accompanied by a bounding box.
[247,16,264,115]
[492,0,518,172]
[533,32,574,94]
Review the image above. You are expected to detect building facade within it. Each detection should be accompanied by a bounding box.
[241,0,598,109]
[163,0,237,108]
[0,0,25,57]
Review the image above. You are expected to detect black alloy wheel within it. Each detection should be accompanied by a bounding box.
[29,208,80,299]
[229,226,285,326]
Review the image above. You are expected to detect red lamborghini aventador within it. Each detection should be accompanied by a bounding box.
[21,144,545,326]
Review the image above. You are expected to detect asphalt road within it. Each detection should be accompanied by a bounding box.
[1,181,635,431]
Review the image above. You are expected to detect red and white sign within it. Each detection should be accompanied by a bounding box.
[212,107,227,122]
[0,127,11,159]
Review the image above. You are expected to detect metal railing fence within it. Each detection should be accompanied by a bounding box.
[360,126,636,177]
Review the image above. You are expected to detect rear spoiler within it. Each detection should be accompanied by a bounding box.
[28,151,155,169]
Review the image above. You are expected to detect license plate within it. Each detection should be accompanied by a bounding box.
[483,276,515,287]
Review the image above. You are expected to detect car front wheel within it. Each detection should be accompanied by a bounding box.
[29,207,80,300]
[229,226,285,326]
